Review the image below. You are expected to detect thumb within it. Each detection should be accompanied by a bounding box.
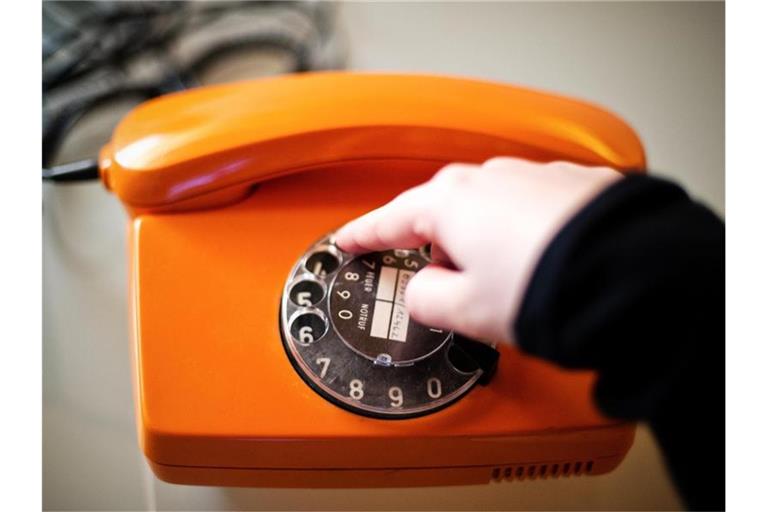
[404,265,471,333]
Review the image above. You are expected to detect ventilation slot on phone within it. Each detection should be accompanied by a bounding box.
[490,460,594,482]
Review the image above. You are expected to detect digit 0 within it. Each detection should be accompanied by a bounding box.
[427,378,442,399]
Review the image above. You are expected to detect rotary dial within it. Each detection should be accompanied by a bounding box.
[280,234,498,418]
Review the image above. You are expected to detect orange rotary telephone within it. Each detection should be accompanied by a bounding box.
[99,72,645,487]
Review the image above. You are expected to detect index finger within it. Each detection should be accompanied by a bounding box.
[334,184,435,254]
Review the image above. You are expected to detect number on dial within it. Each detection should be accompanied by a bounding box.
[299,326,314,343]
[389,386,403,407]
[315,357,330,378]
[427,378,442,399]
[349,379,364,400]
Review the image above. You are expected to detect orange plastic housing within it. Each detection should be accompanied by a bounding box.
[102,72,644,487]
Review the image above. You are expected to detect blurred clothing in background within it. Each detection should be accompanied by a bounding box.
[43,1,344,169]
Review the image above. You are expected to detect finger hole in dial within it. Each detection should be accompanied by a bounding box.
[289,310,328,345]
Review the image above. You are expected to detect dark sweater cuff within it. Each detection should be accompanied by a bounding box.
[514,173,686,363]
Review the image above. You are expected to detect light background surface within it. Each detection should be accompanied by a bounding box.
[43,2,723,510]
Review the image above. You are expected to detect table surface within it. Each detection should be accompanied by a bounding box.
[43,2,722,510]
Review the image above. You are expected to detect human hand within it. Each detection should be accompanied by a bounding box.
[334,157,621,344]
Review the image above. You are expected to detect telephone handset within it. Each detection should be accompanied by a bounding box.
[103,73,644,487]
[98,72,644,213]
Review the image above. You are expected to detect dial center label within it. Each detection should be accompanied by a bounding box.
[330,250,447,364]
[370,265,414,342]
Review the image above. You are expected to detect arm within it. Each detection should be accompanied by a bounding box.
[515,175,724,510]
[335,159,724,510]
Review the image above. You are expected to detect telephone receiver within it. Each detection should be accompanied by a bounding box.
[101,72,644,488]
[99,72,644,213]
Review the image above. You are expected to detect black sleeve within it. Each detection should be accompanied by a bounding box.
[514,174,724,511]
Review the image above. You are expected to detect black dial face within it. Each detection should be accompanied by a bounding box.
[280,234,486,419]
